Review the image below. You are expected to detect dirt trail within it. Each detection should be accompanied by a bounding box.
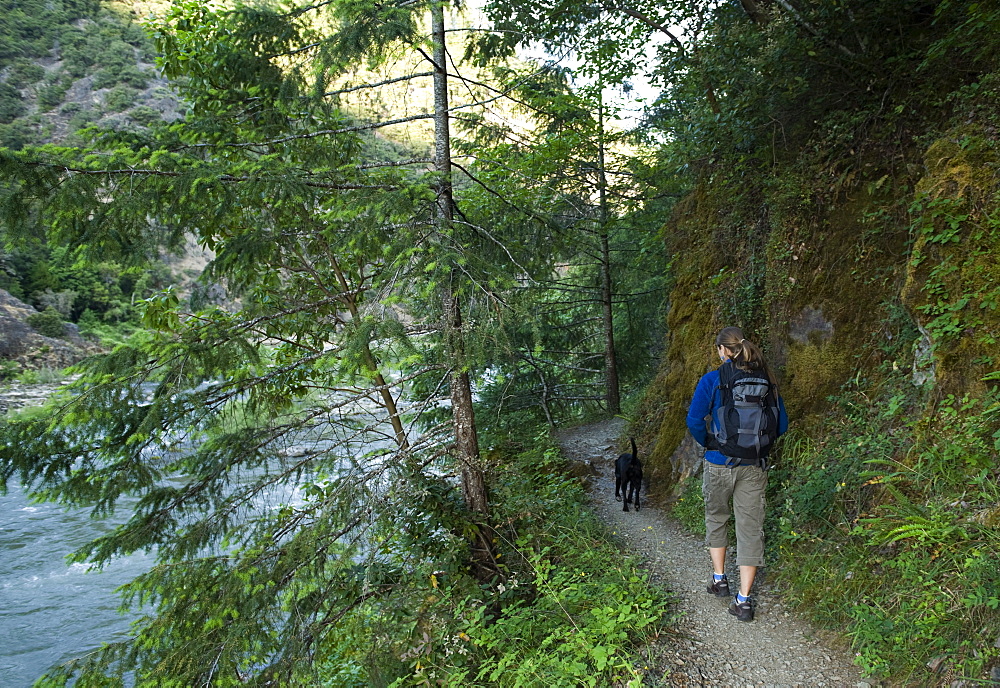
[557,418,874,688]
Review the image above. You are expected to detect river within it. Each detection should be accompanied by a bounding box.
[0,481,153,687]
[0,381,401,687]
[2,382,155,687]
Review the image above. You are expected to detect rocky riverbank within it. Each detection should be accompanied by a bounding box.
[1,288,102,405]
[0,379,76,415]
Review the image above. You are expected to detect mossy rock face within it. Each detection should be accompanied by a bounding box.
[637,165,912,499]
[637,122,1000,501]
[632,189,724,502]
[0,289,100,368]
[901,126,1000,398]
[782,337,853,424]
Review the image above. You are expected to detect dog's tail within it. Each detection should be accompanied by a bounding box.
[630,437,637,459]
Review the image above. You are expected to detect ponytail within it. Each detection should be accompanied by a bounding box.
[715,326,776,387]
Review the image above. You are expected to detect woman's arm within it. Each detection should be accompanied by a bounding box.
[777,396,789,436]
[686,372,716,447]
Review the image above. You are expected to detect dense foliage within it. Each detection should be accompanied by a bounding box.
[451,65,672,422]
[314,433,672,687]
[0,0,177,356]
[0,242,173,324]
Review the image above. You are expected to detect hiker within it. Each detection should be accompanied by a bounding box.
[686,326,788,622]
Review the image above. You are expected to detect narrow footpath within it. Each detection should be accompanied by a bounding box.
[557,418,875,688]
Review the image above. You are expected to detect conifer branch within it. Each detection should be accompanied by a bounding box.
[19,160,395,191]
[449,159,553,227]
[600,2,685,53]
[452,219,533,281]
[182,113,437,149]
[773,0,857,58]
[322,71,437,98]
[357,158,434,169]
[520,353,602,374]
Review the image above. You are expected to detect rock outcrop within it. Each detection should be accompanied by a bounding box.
[0,289,102,375]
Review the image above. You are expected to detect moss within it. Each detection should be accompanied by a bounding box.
[901,124,1000,398]
[782,340,853,423]
[632,188,724,500]
[765,165,910,425]
[635,116,1000,509]
[918,128,996,200]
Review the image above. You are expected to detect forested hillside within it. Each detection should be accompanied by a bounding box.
[0,0,183,374]
[0,0,998,686]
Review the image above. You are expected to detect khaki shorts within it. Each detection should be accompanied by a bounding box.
[702,462,768,567]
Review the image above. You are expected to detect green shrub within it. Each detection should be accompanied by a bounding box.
[6,60,45,88]
[18,365,66,385]
[37,79,69,111]
[75,310,142,346]
[670,474,706,536]
[67,107,96,134]
[0,119,36,149]
[317,430,673,687]
[76,307,100,333]
[92,66,120,90]
[0,83,26,124]
[842,478,1000,678]
[26,307,67,338]
[62,51,91,78]
[60,25,95,79]
[128,105,161,127]
[104,85,136,112]
[121,22,147,47]
[96,41,135,71]
[117,65,149,89]
[771,377,1000,682]
[0,359,21,381]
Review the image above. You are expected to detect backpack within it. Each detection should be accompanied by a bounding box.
[709,361,779,467]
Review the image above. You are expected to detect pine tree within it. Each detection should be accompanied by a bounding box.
[451,23,671,424]
[0,0,550,683]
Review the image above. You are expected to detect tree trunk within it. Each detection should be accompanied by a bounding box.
[330,258,409,451]
[739,0,771,25]
[431,1,496,581]
[597,97,621,415]
[444,288,488,514]
[599,229,621,414]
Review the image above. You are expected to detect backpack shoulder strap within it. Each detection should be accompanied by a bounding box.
[717,360,736,391]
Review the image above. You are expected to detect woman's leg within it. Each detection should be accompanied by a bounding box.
[703,464,736,573]
[732,465,768,595]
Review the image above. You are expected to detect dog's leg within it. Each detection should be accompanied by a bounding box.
[614,469,622,501]
[622,478,630,512]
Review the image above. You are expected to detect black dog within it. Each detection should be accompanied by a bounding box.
[614,437,643,512]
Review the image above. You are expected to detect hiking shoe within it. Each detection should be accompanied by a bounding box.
[707,577,730,597]
[728,597,754,622]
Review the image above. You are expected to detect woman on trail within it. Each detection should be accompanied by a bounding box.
[685,326,788,622]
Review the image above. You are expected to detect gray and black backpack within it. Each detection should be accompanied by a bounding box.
[709,361,779,467]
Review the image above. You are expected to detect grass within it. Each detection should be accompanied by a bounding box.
[319,426,677,687]
[663,374,1000,684]
[16,365,69,385]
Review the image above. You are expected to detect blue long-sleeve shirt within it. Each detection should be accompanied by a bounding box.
[686,366,789,466]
